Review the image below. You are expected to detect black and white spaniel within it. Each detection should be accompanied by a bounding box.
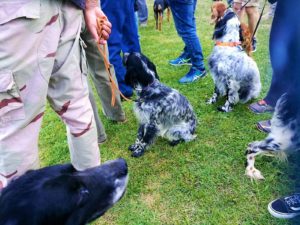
[124,53,197,157]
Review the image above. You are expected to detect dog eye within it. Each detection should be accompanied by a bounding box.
[79,187,89,196]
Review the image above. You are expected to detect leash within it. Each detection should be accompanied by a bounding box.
[96,17,132,106]
[251,0,267,41]
[238,0,252,12]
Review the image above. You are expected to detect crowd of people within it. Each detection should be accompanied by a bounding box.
[0,0,299,221]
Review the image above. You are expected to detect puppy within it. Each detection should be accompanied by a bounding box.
[153,0,170,31]
[207,2,261,112]
[0,159,128,225]
[124,53,197,157]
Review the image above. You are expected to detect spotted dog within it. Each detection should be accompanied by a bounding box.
[124,53,197,157]
[207,2,261,112]
[245,0,300,180]
[0,159,128,225]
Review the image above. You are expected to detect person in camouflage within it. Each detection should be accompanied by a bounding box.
[0,0,111,189]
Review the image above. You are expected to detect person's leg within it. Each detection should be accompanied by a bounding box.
[122,0,141,54]
[233,0,245,20]
[168,0,206,83]
[87,80,107,143]
[101,0,133,98]
[81,27,126,122]
[47,2,100,171]
[0,1,63,188]
[137,0,148,25]
[245,6,259,37]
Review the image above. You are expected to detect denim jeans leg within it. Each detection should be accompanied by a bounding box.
[169,0,205,70]
[137,0,148,23]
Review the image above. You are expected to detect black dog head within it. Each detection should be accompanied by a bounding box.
[124,52,159,92]
[0,158,128,225]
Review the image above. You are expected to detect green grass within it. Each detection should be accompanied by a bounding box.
[39,1,297,224]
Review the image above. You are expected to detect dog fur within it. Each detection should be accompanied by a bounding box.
[207,2,261,112]
[0,159,128,225]
[124,53,197,157]
[245,0,300,180]
[153,0,170,31]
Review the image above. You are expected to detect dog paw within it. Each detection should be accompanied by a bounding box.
[131,147,145,158]
[217,106,232,112]
[206,98,216,104]
[245,167,265,180]
[128,144,137,151]
[169,140,181,146]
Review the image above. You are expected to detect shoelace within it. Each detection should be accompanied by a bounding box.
[285,194,300,209]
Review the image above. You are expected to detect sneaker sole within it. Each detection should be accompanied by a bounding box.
[169,62,192,66]
[268,201,300,219]
[179,73,206,84]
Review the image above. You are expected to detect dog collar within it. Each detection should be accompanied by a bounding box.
[215,41,241,47]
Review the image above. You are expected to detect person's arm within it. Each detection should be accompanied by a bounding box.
[84,0,112,44]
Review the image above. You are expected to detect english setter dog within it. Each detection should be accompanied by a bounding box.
[245,0,300,180]
[124,53,197,157]
[245,91,300,180]
[207,2,261,112]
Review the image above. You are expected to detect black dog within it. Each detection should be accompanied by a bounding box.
[124,53,197,157]
[0,159,128,225]
[153,0,170,31]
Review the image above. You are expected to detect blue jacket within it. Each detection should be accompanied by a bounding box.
[71,0,85,9]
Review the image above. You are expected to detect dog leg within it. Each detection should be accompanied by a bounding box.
[159,12,163,31]
[167,7,170,23]
[218,81,240,112]
[154,11,159,30]
[129,124,145,151]
[245,143,265,180]
[131,123,158,157]
[245,138,281,180]
[207,86,220,104]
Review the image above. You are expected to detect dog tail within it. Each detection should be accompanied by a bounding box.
[240,23,252,57]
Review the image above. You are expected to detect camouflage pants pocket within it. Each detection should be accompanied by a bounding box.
[0,70,25,125]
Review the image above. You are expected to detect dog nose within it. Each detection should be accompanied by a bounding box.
[108,158,128,178]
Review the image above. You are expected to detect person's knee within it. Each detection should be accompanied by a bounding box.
[233,2,241,12]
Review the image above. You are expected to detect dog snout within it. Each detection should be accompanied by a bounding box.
[104,158,128,178]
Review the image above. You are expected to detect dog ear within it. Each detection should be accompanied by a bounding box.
[124,67,137,88]
[123,52,130,65]
[147,60,160,80]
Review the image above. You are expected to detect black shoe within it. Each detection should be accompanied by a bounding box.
[268,193,300,219]
[252,37,257,52]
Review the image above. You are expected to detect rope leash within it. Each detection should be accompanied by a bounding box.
[96,17,132,106]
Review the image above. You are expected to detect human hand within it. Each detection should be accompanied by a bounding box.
[84,4,111,45]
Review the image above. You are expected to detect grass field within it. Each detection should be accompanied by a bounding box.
[39,1,298,224]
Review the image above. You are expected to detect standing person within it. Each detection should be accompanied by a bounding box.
[81,27,127,144]
[101,0,141,98]
[168,0,206,84]
[0,0,111,189]
[137,0,149,27]
[233,0,259,51]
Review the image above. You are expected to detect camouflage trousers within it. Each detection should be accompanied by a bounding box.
[0,0,100,188]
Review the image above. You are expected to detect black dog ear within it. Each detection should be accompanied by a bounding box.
[147,60,160,80]
[124,67,136,88]
[123,52,130,65]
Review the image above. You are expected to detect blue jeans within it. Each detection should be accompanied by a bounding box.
[168,0,205,70]
[101,0,141,97]
[137,0,148,23]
